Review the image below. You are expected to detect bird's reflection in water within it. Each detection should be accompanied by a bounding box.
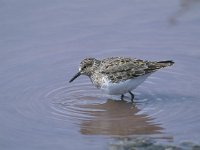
[78,99,163,136]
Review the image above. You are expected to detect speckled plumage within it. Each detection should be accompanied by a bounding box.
[69,57,174,100]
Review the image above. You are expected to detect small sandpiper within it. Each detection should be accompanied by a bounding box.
[69,57,174,102]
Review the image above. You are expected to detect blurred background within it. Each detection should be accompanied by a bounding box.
[0,0,200,150]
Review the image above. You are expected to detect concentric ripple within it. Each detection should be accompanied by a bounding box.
[43,78,167,136]
[45,82,107,122]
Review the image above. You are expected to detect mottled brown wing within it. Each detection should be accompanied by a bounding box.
[99,57,151,82]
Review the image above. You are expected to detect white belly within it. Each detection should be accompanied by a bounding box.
[100,74,151,95]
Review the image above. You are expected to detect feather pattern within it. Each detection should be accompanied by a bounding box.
[69,57,174,95]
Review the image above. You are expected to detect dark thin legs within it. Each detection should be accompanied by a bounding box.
[129,91,135,103]
[120,91,135,102]
[121,94,124,101]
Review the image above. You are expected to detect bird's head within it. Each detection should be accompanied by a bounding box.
[69,58,97,83]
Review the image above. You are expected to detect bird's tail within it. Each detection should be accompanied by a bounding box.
[157,60,174,67]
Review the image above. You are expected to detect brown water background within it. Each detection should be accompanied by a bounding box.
[0,0,200,149]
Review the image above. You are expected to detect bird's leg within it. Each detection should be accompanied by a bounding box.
[121,94,124,101]
[128,91,134,103]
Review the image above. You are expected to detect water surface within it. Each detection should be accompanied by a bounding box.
[0,0,200,149]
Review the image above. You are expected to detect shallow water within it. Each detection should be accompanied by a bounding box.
[0,0,200,150]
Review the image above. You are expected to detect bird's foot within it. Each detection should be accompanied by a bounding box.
[129,91,135,103]
[121,94,124,101]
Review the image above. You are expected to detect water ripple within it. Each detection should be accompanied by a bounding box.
[45,82,106,122]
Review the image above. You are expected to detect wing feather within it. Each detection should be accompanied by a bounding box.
[99,57,152,82]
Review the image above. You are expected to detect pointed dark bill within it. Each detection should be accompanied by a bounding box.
[69,72,81,83]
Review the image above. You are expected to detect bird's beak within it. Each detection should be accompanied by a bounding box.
[69,72,81,83]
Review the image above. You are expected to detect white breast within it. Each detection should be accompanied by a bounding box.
[100,74,151,95]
